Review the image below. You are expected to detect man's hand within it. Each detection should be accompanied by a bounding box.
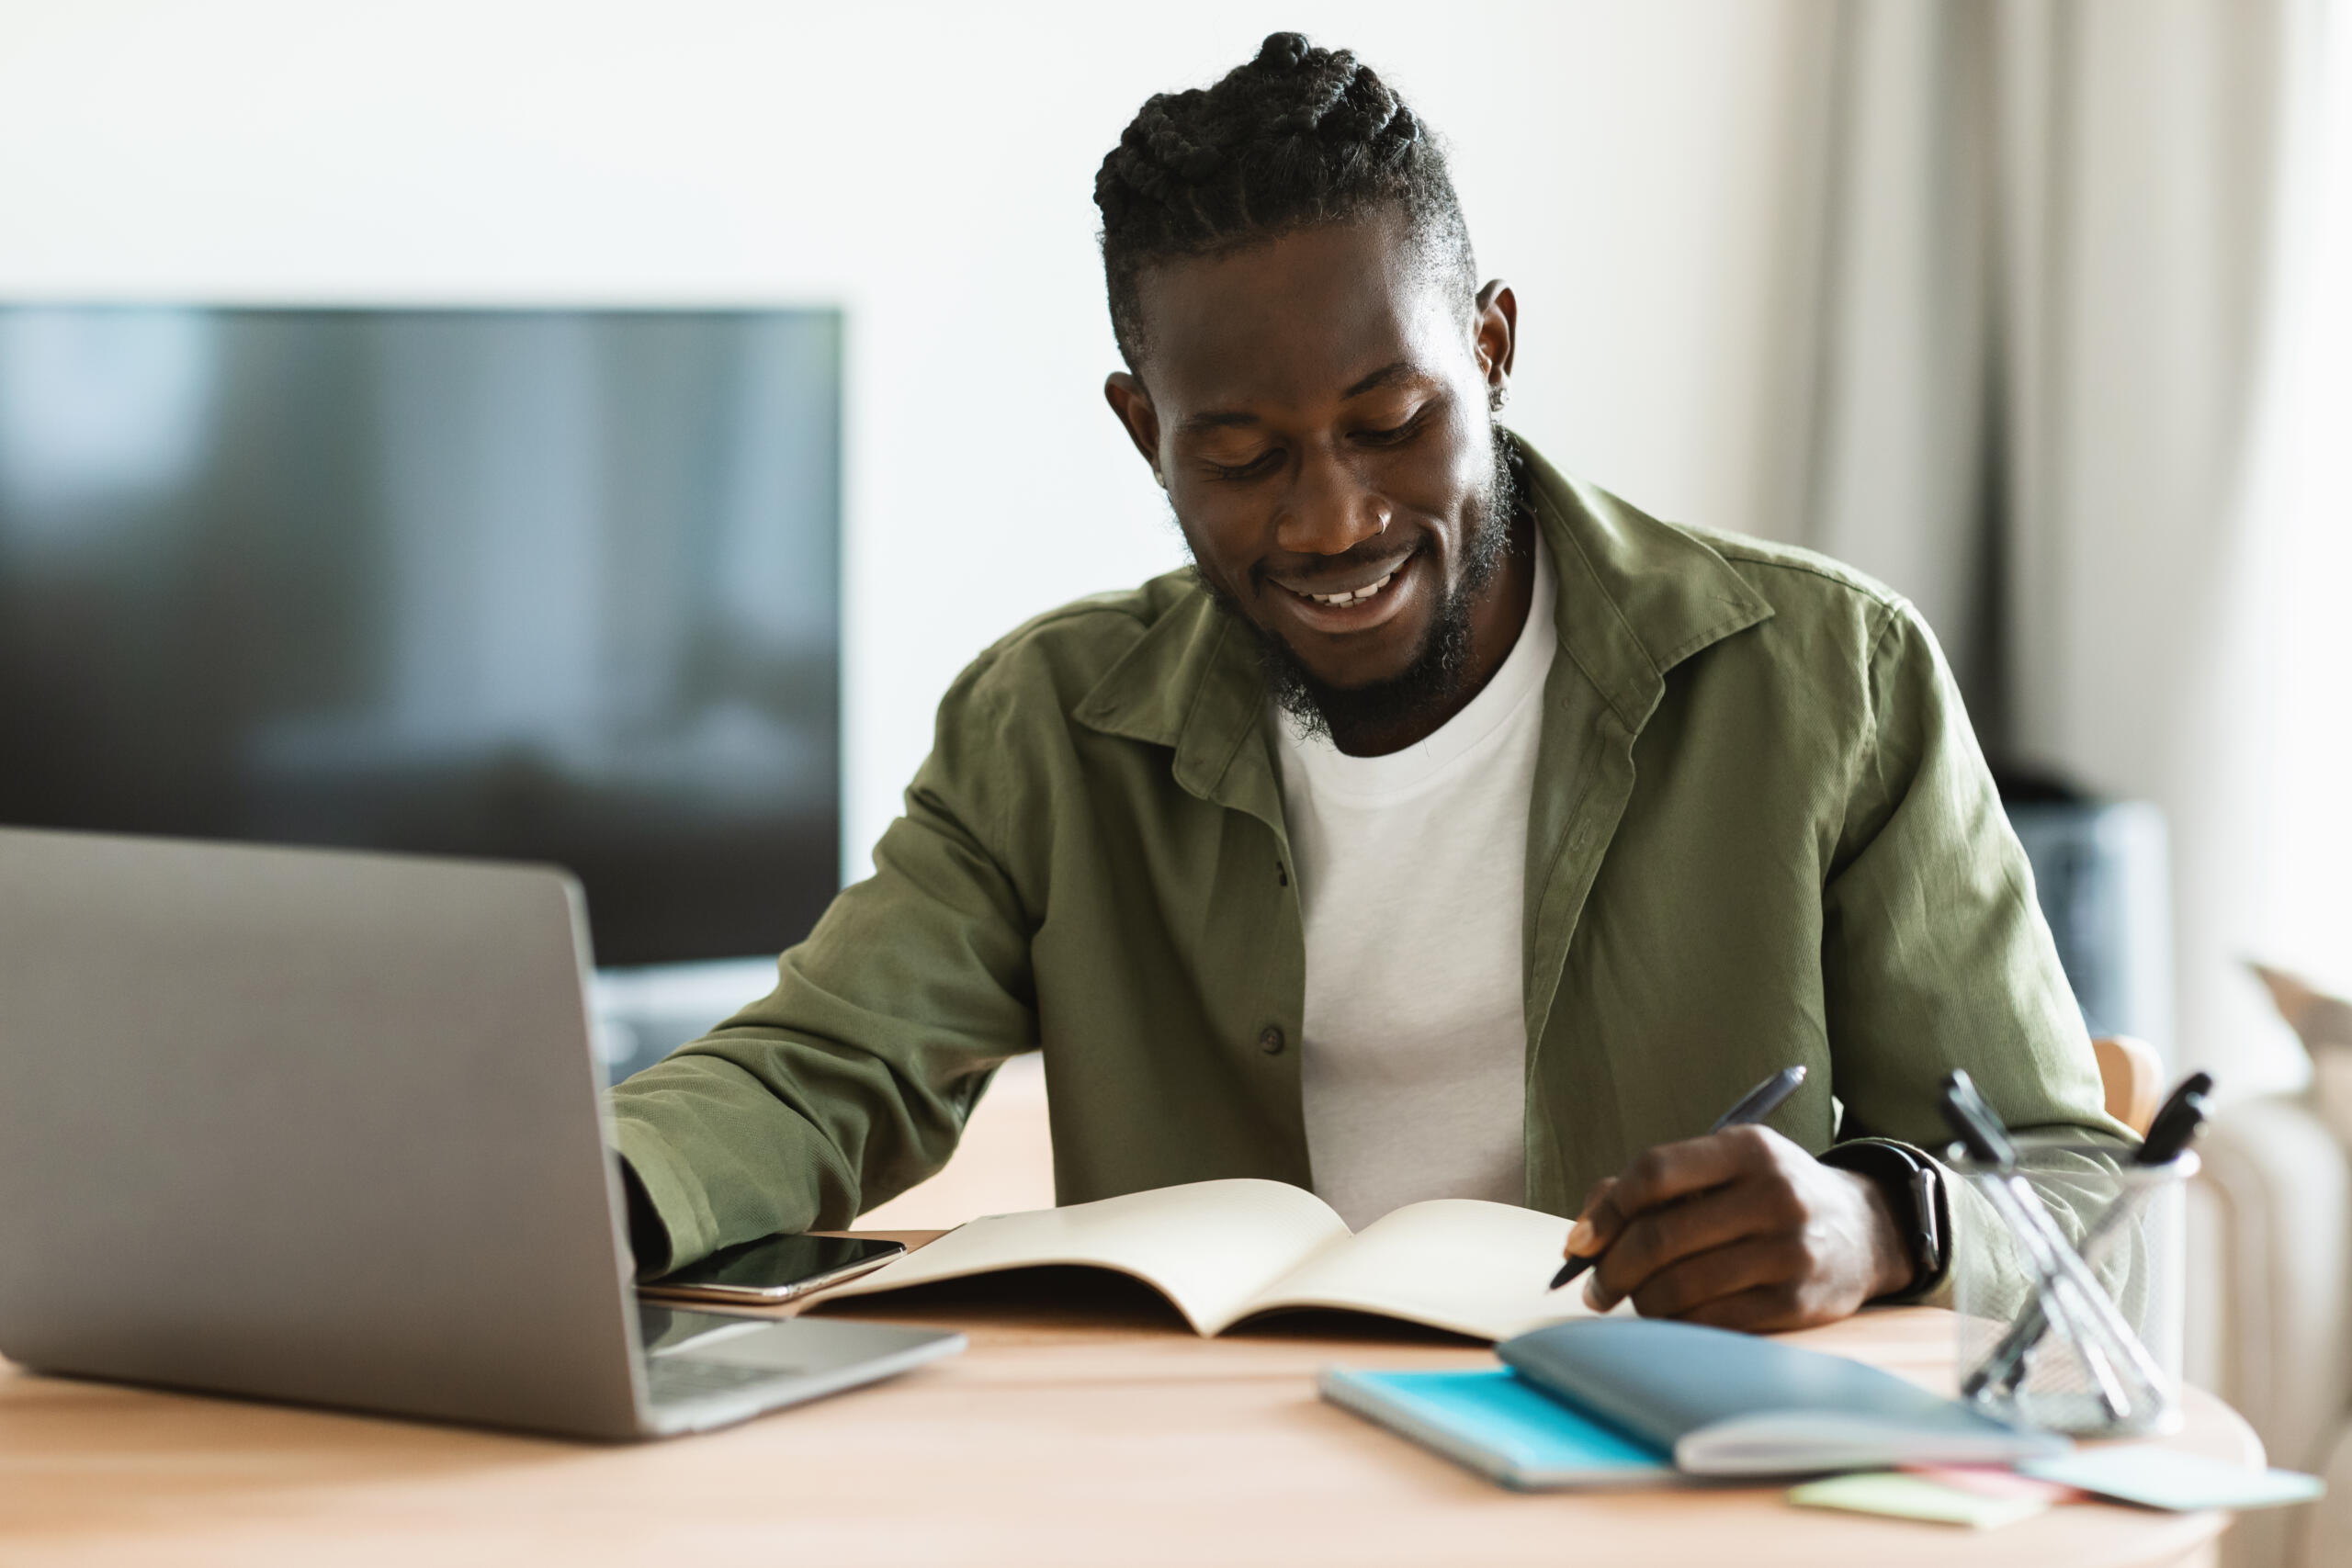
[1561,1126,1912,1332]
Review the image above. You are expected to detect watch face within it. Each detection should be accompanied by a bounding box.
[1907,1163,1946,1284]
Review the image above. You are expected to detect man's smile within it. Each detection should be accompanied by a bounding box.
[1264,546,1425,637]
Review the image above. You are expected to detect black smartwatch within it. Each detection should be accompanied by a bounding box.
[1819,1138,1948,1297]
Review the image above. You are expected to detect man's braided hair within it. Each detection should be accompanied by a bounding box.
[1093,31,1476,368]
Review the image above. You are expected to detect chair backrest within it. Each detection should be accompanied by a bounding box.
[2092,1034,2165,1136]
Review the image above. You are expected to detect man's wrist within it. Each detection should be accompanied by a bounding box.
[1820,1139,1948,1299]
[1833,1167,1917,1301]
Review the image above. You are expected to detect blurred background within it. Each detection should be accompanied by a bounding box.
[7,0,2343,1088]
[0,3,2347,1553]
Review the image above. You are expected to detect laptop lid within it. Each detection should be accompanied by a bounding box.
[0,827,650,1439]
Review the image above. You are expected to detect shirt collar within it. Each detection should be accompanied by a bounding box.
[1072,433,1775,800]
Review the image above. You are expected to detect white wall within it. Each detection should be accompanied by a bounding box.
[0,0,1814,890]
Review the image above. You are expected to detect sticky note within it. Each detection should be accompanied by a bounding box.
[1902,1463,2083,1503]
[1789,1472,2051,1529]
[2019,1447,2324,1512]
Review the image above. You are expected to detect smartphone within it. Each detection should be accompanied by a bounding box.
[636,1234,906,1308]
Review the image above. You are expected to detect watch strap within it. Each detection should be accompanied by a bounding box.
[1819,1137,1949,1298]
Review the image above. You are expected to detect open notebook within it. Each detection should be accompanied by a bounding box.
[819,1178,1611,1340]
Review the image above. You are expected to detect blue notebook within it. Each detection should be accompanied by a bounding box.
[1319,1367,1674,1490]
[1326,1319,2068,1489]
[1498,1319,2065,1475]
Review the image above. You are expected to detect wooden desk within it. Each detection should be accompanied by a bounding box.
[0,1238,2259,1567]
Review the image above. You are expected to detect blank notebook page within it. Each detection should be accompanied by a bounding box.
[1250,1199,1604,1339]
[825,1178,1351,1335]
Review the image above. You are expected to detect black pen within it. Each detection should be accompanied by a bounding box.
[1965,1069,2214,1400]
[1548,1065,1808,1292]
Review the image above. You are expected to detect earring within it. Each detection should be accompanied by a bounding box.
[1488,383,1510,412]
[1153,468,1167,489]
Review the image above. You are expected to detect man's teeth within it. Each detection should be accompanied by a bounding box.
[1306,570,1395,606]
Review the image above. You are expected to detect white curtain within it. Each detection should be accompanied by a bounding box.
[1776,0,2337,1094]
[2250,6,2352,1051]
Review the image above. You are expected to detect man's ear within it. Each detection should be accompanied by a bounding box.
[1103,372,1165,484]
[1472,280,1518,390]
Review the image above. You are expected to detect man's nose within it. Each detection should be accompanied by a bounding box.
[1273,448,1392,557]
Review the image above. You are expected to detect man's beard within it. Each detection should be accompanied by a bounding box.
[1194,430,1523,746]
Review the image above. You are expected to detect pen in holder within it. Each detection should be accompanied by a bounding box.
[1938,1067,2197,1438]
[1945,1140,2192,1438]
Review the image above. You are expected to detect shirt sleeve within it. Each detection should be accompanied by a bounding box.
[606,667,1039,1272]
[1819,598,2132,1305]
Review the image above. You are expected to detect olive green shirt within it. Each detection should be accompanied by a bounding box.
[609,438,2122,1296]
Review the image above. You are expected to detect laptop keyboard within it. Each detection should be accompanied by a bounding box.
[645,1355,798,1404]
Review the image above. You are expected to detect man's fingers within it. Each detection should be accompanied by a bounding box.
[1677,1284,1800,1334]
[1584,1187,1780,1303]
[1626,1233,1806,1322]
[1576,1127,1899,1329]
[1564,1178,1620,1258]
[1606,1125,1784,1220]
[1577,1129,1814,1305]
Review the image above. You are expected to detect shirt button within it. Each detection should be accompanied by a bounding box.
[1258,1025,1287,1056]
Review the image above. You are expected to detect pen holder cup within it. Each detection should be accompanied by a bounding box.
[1948,1141,2193,1438]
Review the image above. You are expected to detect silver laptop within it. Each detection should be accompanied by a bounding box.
[0,826,960,1439]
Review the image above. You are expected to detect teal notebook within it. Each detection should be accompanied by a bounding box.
[1498,1319,2065,1475]
[1319,1367,1674,1490]
[1326,1320,2068,1490]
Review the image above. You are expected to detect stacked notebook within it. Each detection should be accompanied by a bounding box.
[1324,1320,2326,1517]
[1322,1317,2069,1489]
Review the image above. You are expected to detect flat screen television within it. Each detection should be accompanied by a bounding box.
[0,306,842,967]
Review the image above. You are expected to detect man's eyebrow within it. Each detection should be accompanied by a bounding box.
[1340,360,1423,399]
[1176,362,1433,434]
[1178,409,1261,434]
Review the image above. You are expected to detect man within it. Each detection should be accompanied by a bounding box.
[610,33,2119,1330]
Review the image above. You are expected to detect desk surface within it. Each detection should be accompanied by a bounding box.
[0,1234,2259,1568]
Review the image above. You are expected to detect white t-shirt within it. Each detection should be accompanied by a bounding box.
[1272,541,1558,1231]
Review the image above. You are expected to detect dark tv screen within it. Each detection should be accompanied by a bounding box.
[0,307,842,966]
